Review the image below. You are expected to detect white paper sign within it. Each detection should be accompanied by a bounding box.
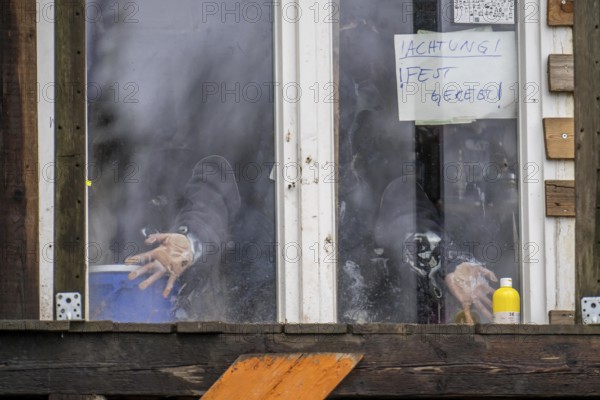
[453,0,515,25]
[395,31,517,124]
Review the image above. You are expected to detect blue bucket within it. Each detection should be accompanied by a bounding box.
[89,264,176,322]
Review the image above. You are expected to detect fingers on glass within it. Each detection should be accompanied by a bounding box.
[473,298,493,321]
[479,292,493,308]
[478,265,498,282]
[125,249,156,265]
[128,263,154,280]
[163,274,178,298]
[145,233,172,245]
[139,268,167,290]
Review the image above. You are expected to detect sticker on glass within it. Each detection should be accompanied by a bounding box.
[453,0,515,24]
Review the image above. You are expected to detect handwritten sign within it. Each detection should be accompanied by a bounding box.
[394,31,517,124]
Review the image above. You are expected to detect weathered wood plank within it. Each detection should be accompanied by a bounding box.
[575,0,600,323]
[54,0,87,318]
[177,322,282,334]
[202,353,362,400]
[284,324,348,334]
[0,330,598,397]
[543,118,575,159]
[548,54,574,92]
[114,323,175,333]
[548,0,574,26]
[545,180,576,217]
[265,353,361,399]
[68,321,114,332]
[474,324,600,335]
[350,323,406,334]
[406,323,475,335]
[203,354,303,399]
[0,0,40,319]
[549,310,575,325]
[0,322,597,335]
[0,320,69,331]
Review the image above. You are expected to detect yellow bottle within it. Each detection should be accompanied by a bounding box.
[492,277,520,324]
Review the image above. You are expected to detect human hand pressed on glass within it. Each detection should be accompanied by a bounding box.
[445,263,498,324]
[125,233,194,298]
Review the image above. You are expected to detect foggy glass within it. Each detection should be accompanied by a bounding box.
[337,0,520,323]
[86,0,276,322]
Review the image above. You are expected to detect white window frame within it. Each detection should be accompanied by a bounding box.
[517,0,547,324]
[37,0,568,324]
[519,0,575,324]
[274,0,338,323]
[275,0,557,324]
[516,0,576,324]
[38,0,56,321]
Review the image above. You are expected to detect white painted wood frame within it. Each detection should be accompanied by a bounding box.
[275,0,338,323]
[36,0,575,324]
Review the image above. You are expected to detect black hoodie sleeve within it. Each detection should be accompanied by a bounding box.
[170,155,241,268]
[374,174,479,278]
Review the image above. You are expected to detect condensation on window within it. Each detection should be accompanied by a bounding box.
[86,0,276,323]
[337,0,520,324]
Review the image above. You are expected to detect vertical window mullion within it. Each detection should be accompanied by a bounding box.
[517,0,547,323]
[297,0,337,323]
[275,0,302,323]
[38,0,56,320]
[275,0,338,323]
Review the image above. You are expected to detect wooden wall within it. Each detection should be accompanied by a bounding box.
[54,0,87,319]
[0,0,598,327]
[0,0,39,318]
[0,323,598,398]
[575,0,600,322]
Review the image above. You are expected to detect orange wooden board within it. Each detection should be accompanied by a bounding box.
[201,353,363,400]
[543,118,574,159]
[548,0,574,26]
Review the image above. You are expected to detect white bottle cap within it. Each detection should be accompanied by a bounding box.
[500,277,513,287]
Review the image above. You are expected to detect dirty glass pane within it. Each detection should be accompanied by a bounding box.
[87,0,276,322]
[338,0,520,323]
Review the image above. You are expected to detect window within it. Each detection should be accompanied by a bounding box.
[55,0,526,324]
[86,0,276,322]
[336,0,520,324]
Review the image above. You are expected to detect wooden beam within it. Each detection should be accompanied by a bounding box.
[548,54,574,92]
[202,353,362,399]
[543,118,575,159]
[545,180,576,217]
[549,310,575,325]
[548,0,574,26]
[0,326,599,397]
[0,0,40,319]
[54,0,87,317]
[575,0,600,323]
